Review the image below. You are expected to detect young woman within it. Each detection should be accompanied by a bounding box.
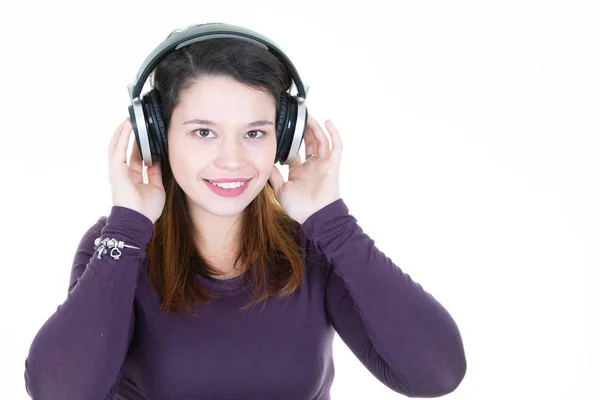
[24,23,466,399]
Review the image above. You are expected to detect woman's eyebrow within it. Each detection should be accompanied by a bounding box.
[183,119,274,127]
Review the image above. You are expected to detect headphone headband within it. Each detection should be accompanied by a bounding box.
[127,23,307,101]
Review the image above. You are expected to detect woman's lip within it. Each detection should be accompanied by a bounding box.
[204,178,252,183]
[204,179,250,197]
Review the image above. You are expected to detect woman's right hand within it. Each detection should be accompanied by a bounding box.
[108,118,166,224]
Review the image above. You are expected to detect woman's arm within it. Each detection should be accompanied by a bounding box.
[302,199,467,398]
[24,206,154,400]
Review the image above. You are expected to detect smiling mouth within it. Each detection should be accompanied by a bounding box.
[203,178,251,189]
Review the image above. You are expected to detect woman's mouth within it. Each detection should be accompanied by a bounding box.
[203,178,251,197]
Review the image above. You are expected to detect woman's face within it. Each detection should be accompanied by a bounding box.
[167,75,278,218]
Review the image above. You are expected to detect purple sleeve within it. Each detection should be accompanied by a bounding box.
[301,199,467,397]
[24,206,154,400]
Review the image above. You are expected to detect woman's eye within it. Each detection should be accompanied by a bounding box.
[193,129,265,139]
[246,130,265,139]
[194,129,215,138]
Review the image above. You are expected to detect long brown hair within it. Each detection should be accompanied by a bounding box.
[144,24,304,316]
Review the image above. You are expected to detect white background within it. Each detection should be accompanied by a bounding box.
[1,0,598,399]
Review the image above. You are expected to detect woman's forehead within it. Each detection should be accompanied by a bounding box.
[174,77,277,124]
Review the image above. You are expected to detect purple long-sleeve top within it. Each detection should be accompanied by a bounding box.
[24,199,466,399]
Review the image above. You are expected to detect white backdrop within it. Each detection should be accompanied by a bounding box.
[1,0,598,399]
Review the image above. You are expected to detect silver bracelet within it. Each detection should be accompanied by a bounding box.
[94,237,140,261]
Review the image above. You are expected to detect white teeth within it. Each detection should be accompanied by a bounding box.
[209,181,245,189]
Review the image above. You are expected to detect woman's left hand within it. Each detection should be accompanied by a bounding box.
[268,113,343,225]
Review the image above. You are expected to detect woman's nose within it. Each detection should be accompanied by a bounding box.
[214,138,246,169]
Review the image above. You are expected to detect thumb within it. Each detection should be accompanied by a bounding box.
[268,165,285,199]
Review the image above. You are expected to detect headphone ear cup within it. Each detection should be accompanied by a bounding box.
[275,92,296,164]
[142,89,169,163]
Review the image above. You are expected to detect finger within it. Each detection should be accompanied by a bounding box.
[147,163,164,189]
[128,139,144,177]
[113,119,132,167]
[288,153,302,168]
[108,118,129,160]
[268,165,285,198]
[307,114,330,158]
[303,123,317,159]
[126,141,144,186]
[325,119,343,163]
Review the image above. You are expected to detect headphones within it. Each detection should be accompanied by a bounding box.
[127,23,309,167]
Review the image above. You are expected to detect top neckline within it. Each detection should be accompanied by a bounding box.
[195,271,251,296]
